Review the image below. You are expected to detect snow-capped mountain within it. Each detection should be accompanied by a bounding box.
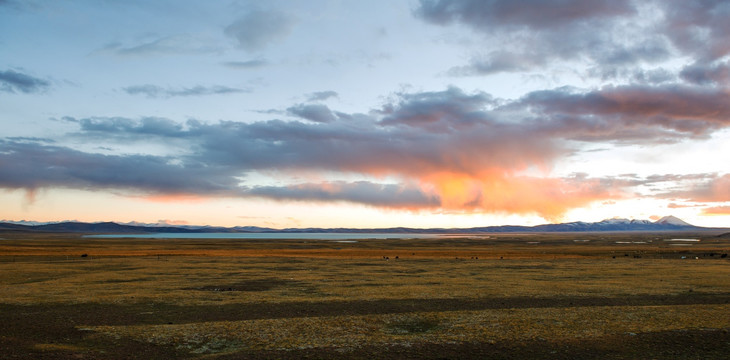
[654,215,693,226]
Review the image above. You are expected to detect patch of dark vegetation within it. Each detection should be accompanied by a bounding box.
[341,282,384,288]
[216,328,730,360]
[257,258,308,264]
[0,305,187,360]
[187,278,303,292]
[103,277,153,283]
[347,262,384,267]
[498,264,555,270]
[385,316,441,335]
[3,293,730,328]
[396,268,429,274]
[269,266,304,271]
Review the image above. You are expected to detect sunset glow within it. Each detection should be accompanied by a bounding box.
[1,0,729,228]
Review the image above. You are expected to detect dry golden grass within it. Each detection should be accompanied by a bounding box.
[1,231,729,358]
[1,255,729,305]
[88,304,730,355]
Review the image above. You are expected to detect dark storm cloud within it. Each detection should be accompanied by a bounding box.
[0,69,50,94]
[415,0,730,78]
[415,0,634,30]
[415,0,656,75]
[246,181,440,208]
[72,117,186,137]
[306,91,339,102]
[378,87,495,129]
[518,84,730,142]
[123,84,249,98]
[286,104,337,123]
[224,10,295,51]
[680,61,730,86]
[661,0,730,62]
[0,140,238,195]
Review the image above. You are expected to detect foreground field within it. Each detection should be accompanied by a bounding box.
[0,232,729,359]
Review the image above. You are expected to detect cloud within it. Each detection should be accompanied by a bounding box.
[447,51,545,76]
[286,104,337,123]
[123,84,249,98]
[630,68,676,84]
[222,59,269,69]
[660,174,730,203]
[99,35,221,56]
[244,175,625,220]
[662,0,730,62]
[72,116,186,137]
[12,87,611,219]
[378,87,495,129]
[0,0,25,10]
[415,0,634,30]
[5,85,730,221]
[0,69,50,94]
[224,10,295,51]
[246,181,440,209]
[680,61,730,86]
[306,91,339,102]
[518,84,730,142]
[415,0,730,78]
[701,206,730,215]
[414,0,660,75]
[0,139,239,195]
[667,202,699,209]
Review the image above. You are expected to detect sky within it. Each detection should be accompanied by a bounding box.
[1,0,729,229]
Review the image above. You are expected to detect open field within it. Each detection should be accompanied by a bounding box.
[1,231,729,359]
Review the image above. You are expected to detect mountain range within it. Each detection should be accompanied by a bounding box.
[0,216,718,234]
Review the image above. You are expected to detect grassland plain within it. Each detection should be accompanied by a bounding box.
[0,231,729,359]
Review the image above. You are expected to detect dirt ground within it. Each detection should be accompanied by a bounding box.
[0,231,729,359]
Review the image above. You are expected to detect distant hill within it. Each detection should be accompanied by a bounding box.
[0,216,712,234]
[0,221,205,234]
[654,215,693,226]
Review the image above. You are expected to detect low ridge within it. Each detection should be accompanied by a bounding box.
[0,216,709,234]
[655,215,693,226]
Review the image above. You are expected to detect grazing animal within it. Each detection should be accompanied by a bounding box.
[721,253,728,258]
[81,254,88,258]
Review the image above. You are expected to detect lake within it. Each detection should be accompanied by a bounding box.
[84,233,447,240]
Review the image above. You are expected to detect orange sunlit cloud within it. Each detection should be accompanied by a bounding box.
[701,206,730,216]
[245,171,629,222]
[419,172,627,221]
